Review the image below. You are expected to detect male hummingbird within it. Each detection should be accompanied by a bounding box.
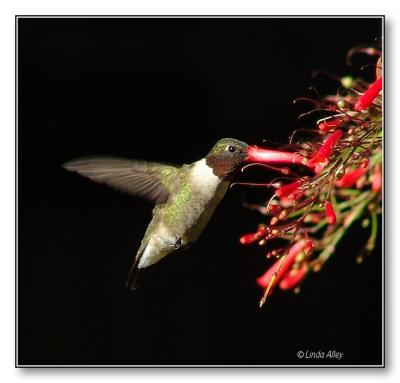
[63,138,249,289]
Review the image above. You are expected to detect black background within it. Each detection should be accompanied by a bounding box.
[18,17,383,366]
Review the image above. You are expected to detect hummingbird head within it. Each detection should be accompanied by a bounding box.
[205,138,249,179]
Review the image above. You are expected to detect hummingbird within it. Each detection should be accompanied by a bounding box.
[63,138,249,289]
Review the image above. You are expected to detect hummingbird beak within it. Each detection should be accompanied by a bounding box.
[244,145,309,166]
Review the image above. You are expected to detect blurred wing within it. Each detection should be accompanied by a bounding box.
[63,157,178,204]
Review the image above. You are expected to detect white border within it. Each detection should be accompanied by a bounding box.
[13,15,384,369]
[1,0,399,381]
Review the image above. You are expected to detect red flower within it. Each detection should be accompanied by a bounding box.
[279,196,295,208]
[354,77,382,111]
[256,240,306,290]
[242,50,382,307]
[275,180,303,198]
[287,189,304,201]
[246,146,308,166]
[325,200,337,225]
[267,204,282,214]
[239,225,267,245]
[318,118,344,133]
[372,165,382,193]
[335,167,367,188]
[279,264,308,290]
[308,130,343,173]
[304,239,314,255]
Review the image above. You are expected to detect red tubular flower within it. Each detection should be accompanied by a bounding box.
[318,118,344,133]
[275,180,303,198]
[304,239,314,255]
[256,240,306,290]
[267,203,282,214]
[372,165,382,193]
[239,225,267,245]
[279,196,295,208]
[279,264,308,290]
[354,77,382,111]
[287,189,304,201]
[335,167,367,188]
[360,158,369,169]
[325,200,337,225]
[308,130,343,173]
[239,233,258,245]
[246,146,308,166]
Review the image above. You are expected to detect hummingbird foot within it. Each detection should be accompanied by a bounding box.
[170,237,182,249]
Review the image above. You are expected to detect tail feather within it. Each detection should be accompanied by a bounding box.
[125,245,146,290]
[125,243,156,290]
[125,263,155,290]
[125,260,141,290]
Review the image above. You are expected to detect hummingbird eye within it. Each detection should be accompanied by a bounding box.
[228,145,236,153]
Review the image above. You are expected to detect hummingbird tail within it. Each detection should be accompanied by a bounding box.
[125,245,150,290]
[125,260,141,290]
[126,263,155,290]
[126,234,170,289]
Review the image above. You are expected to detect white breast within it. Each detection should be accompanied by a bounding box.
[189,158,221,195]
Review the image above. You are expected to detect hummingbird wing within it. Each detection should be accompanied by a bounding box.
[63,157,178,204]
